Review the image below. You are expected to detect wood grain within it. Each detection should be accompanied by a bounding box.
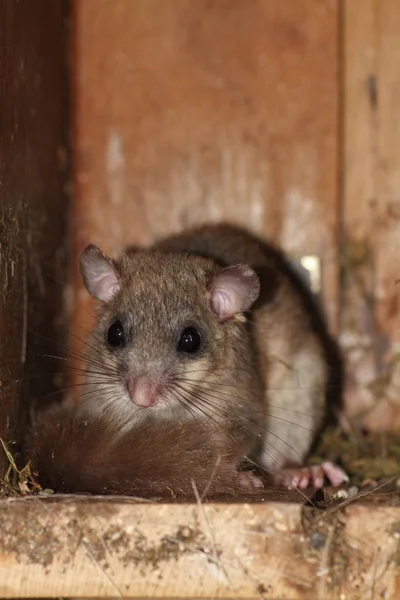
[341,0,400,430]
[340,0,377,420]
[0,0,68,470]
[372,0,400,430]
[0,497,398,598]
[71,0,340,341]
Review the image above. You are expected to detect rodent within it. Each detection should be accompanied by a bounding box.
[74,223,344,488]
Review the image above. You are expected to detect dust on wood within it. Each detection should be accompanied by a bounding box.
[0,498,398,598]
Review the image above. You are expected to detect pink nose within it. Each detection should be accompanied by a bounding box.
[127,378,158,408]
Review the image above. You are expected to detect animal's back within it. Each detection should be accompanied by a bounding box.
[156,224,343,475]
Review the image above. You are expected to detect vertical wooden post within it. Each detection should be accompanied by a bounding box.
[0,0,69,472]
[341,0,400,429]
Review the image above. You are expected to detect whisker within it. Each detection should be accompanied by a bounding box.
[171,384,232,434]
[176,377,326,418]
[32,330,119,374]
[169,388,205,425]
[173,383,255,437]
[176,366,341,391]
[35,354,120,379]
[172,383,310,494]
[1,370,117,393]
[65,328,118,366]
[175,379,319,431]
[42,381,119,401]
[77,389,125,414]
[32,345,121,385]
[173,382,306,464]
[178,372,320,393]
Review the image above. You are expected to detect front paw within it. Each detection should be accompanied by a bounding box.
[235,470,264,490]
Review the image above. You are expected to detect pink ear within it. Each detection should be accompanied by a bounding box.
[79,245,120,303]
[209,265,260,321]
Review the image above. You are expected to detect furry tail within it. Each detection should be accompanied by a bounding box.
[27,409,257,499]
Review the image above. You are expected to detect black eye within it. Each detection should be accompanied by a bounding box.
[177,327,202,354]
[107,320,125,348]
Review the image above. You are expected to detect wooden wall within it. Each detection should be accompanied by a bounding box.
[71,0,339,325]
[71,0,400,431]
[341,0,400,430]
[0,0,68,471]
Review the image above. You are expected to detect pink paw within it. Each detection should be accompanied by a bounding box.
[236,470,264,490]
[275,462,349,490]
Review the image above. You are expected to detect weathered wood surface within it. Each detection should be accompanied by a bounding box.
[340,0,400,430]
[0,0,68,471]
[71,0,340,340]
[0,497,398,599]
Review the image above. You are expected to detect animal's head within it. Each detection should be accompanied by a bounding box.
[79,244,260,422]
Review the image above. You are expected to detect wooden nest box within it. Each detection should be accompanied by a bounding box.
[1,1,399,598]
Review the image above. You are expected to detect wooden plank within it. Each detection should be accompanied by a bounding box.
[341,0,400,431]
[0,0,68,471]
[0,497,398,598]
[340,0,377,420]
[372,0,400,431]
[71,0,340,343]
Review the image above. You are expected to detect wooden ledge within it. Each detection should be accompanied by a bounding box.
[0,495,398,599]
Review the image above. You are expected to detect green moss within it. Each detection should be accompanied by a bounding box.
[340,239,373,270]
[313,426,400,486]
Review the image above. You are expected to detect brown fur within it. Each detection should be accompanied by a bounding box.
[75,223,342,479]
[78,240,264,459]
[155,224,343,472]
[28,408,254,498]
